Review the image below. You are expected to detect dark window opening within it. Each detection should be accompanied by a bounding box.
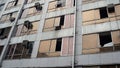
[14,0,18,6]
[56,3,62,8]
[0,46,3,55]
[107,4,115,13]
[73,0,75,6]
[55,38,62,51]
[100,7,108,19]
[0,27,11,39]
[99,32,112,47]
[60,15,64,26]
[0,28,5,36]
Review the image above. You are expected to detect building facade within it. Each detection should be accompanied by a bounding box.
[0,0,120,68]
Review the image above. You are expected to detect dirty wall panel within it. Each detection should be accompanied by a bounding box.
[44,18,55,28]
[68,37,73,55]
[115,5,120,16]
[54,17,60,27]
[63,15,70,28]
[66,0,73,8]
[70,14,75,28]
[112,31,120,45]
[39,40,51,53]
[82,34,99,49]
[50,40,56,52]
[82,10,95,22]
[61,37,69,56]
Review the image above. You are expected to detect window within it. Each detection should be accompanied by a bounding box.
[0,12,17,23]
[99,32,112,47]
[99,32,113,52]
[15,21,39,36]
[43,15,65,31]
[107,4,115,13]
[5,41,34,59]
[21,6,42,18]
[0,46,3,55]
[99,7,108,19]
[37,38,62,57]
[6,0,23,9]
[0,27,11,39]
[55,38,62,51]
[48,0,66,12]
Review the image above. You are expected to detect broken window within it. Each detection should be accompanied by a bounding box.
[99,7,108,19]
[0,12,17,23]
[99,32,114,52]
[15,21,39,36]
[37,38,62,57]
[5,41,34,59]
[99,32,112,47]
[0,27,11,39]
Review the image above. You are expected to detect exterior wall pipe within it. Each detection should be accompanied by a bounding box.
[72,0,77,68]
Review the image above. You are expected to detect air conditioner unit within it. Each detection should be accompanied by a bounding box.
[107,4,115,13]
[24,20,33,29]
[55,26,61,30]
[9,17,15,22]
[22,40,30,49]
[35,2,42,10]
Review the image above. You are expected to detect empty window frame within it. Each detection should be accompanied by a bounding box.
[16,21,39,36]
[0,12,17,23]
[43,15,65,31]
[0,27,11,39]
[37,38,62,57]
[99,7,108,19]
[48,0,66,12]
[5,41,34,59]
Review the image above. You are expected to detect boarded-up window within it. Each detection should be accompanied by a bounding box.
[112,31,120,45]
[21,7,41,18]
[43,16,64,31]
[37,38,62,57]
[82,34,99,54]
[48,0,66,12]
